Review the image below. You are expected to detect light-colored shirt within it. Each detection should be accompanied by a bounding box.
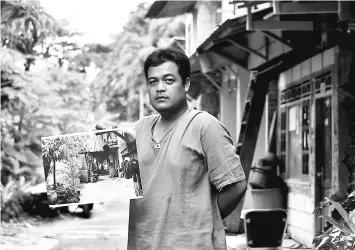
[128,108,245,250]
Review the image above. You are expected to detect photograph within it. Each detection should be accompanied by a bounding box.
[41,128,143,207]
[2,0,355,250]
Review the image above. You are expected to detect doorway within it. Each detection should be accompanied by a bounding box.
[315,96,332,233]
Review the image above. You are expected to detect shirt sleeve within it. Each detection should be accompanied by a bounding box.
[201,115,246,192]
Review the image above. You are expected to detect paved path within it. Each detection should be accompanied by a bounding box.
[1,178,136,250]
[78,175,136,204]
[1,177,310,250]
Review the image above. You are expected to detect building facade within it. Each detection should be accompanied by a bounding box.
[145,1,355,248]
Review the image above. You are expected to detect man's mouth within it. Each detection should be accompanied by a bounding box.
[156,96,168,100]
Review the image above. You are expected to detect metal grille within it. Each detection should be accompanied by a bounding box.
[314,71,332,94]
[280,80,311,105]
[280,71,332,105]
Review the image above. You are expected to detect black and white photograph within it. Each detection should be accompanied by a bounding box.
[2,1,355,250]
[41,128,142,207]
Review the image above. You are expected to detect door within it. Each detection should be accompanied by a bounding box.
[315,96,332,232]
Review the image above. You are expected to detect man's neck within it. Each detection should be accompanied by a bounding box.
[159,103,189,125]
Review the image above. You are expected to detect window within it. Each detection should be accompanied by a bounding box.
[279,108,286,173]
[302,100,310,175]
[279,80,312,180]
[287,104,303,179]
[278,70,333,180]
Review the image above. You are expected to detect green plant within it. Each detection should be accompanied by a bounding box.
[0,176,33,221]
[314,196,355,250]
[56,185,80,205]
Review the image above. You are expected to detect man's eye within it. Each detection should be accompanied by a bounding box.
[165,79,174,84]
[149,80,157,85]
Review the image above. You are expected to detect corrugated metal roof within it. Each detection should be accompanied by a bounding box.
[145,1,196,19]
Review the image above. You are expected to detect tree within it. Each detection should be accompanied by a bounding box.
[41,137,63,188]
[69,43,111,73]
[1,0,59,70]
[91,2,185,123]
[0,0,109,219]
[42,134,89,189]
[1,1,98,197]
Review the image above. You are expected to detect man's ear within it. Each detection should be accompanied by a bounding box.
[184,77,190,92]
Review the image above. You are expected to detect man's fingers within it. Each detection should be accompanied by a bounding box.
[95,124,106,130]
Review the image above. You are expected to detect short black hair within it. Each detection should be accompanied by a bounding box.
[144,47,190,83]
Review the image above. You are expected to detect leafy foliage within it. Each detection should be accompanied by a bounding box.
[42,134,90,180]
[1,0,58,54]
[1,0,185,220]
[314,193,355,249]
[0,175,35,221]
[53,183,80,205]
[91,2,185,122]
[1,0,98,220]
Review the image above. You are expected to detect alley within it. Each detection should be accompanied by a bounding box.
[78,175,135,204]
[45,201,130,250]
[1,179,136,250]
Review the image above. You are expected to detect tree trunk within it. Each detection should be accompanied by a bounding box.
[44,161,51,179]
[53,160,56,189]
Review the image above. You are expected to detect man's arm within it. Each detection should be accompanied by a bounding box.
[200,114,247,220]
[217,180,247,220]
[95,124,137,144]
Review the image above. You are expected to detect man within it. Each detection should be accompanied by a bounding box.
[119,157,129,178]
[100,47,247,249]
[128,159,143,196]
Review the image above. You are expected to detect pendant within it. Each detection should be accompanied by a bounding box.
[155,144,161,149]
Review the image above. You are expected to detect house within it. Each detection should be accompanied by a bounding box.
[79,130,126,181]
[145,0,273,235]
[146,0,355,248]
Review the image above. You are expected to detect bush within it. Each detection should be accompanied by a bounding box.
[55,184,80,205]
[0,176,33,221]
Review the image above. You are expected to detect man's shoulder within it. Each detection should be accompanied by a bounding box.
[192,110,230,135]
[135,114,159,130]
[192,110,220,127]
[139,113,159,123]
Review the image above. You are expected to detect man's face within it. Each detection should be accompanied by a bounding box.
[147,61,190,113]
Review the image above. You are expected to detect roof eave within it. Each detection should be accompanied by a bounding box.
[145,1,196,19]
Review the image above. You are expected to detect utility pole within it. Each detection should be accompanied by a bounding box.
[139,85,144,119]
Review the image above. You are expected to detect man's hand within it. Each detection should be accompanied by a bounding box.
[95,124,136,144]
[122,127,136,144]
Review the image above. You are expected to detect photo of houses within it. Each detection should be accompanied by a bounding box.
[41,128,139,207]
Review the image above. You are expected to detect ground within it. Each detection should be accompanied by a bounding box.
[1,177,309,250]
[1,178,135,250]
[78,174,130,204]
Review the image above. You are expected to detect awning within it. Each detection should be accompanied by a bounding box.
[145,1,196,19]
[194,7,273,72]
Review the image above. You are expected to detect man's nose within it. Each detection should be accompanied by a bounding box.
[156,80,166,92]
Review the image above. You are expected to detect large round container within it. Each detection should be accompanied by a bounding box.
[250,188,283,209]
[249,166,275,189]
